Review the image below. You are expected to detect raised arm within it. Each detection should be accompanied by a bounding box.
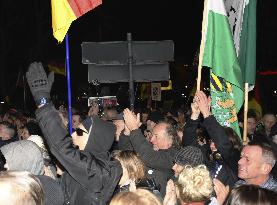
[26,62,120,190]
[182,100,201,147]
[123,109,176,170]
[195,91,232,160]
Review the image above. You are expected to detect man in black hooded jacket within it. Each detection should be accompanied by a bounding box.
[26,62,122,205]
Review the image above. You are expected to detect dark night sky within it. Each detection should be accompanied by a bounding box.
[0,0,277,110]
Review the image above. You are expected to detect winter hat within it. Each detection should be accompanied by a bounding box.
[36,175,64,205]
[148,111,164,123]
[0,140,44,175]
[27,135,47,151]
[175,146,204,167]
[27,135,51,163]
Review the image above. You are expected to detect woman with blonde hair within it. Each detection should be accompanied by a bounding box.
[0,171,44,205]
[112,150,160,196]
[175,165,213,205]
[113,150,145,189]
[110,188,162,205]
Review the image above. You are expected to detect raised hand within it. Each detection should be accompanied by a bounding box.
[113,119,125,141]
[123,108,141,132]
[195,91,211,118]
[213,178,229,205]
[26,62,54,106]
[88,102,99,116]
[163,179,177,205]
[191,97,200,120]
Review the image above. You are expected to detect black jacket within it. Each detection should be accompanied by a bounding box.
[114,177,161,199]
[36,104,122,205]
[182,116,238,187]
[126,129,178,197]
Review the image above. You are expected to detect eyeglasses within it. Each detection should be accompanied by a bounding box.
[74,128,88,136]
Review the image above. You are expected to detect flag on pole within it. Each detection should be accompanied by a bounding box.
[48,61,66,76]
[201,0,256,137]
[224,0,257,87]
[237,0,257,87]
[51,0,102,42]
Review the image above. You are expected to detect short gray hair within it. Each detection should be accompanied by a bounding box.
[262,146,276,168]
[248,142,276,168]
[160,121,180,148]
[0,121,16,139]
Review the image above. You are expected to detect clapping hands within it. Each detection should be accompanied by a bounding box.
[123,108,141,132]
[194,91,212,118]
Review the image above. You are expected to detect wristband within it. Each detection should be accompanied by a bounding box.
[36,97,50,106]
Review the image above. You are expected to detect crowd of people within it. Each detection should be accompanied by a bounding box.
[0,61,277,204]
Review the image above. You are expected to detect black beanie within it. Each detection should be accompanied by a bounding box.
[175,146,204,167]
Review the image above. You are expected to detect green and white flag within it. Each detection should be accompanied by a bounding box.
[201,0,256,137]
[226,0,257,86]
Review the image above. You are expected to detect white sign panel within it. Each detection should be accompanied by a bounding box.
[151,83,161,101]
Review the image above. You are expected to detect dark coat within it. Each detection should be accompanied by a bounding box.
[124,129,179,197]
[182,116,238,188]
[36,104,122,205]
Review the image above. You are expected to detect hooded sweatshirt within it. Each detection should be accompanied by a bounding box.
[35,104,122,205]
[1,140,44,175]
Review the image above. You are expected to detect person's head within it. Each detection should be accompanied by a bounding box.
[177,108,185,124]
[113,150,145,186]
[0,140,44,175]
[102,107,118,121]
[0,171,44,205]
[0,121,16,140]
[247,110,258,135]
[225,184,277,205]
[209,127,242,154]
[176,165,213,204]
[72,113,84,130]
[141,109,150,125]
[113,117,125,140]
[72,116,116,157]
[238,142,276,185]
[110,189,162,205]
[27,135,51,165]
[71,122,89,150]
[150,122,176,150]
[21,121,42,140]
[147,111,164,132]
[224,127,243,152]
[172,146,204,177]
[262,113,276,133]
